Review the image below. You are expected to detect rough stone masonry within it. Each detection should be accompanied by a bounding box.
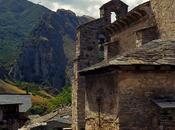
[151,0,175,40]
[72,0,175,130]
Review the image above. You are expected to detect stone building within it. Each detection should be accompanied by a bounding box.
[26,107,72,130]
[0,94,32,130]
[72,0,175,130]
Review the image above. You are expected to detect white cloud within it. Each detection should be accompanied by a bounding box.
[28,0,149,18]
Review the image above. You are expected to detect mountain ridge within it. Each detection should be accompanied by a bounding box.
[0,0,94,89]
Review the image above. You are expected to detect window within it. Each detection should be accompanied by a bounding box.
[136,26,159,47]
[97,34,106,61]
[111,12,117,23]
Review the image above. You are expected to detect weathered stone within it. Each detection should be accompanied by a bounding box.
[151,0,175,40]
[13,10,92,89]
[73,0,175,130]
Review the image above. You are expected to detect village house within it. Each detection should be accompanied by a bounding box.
[0,94,31,130]
[72,0,175,130]
[23,106,72,130]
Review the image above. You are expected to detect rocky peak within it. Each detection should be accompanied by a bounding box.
[14,9,93,89]
[56,9,76,17]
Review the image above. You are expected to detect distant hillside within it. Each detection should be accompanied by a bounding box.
[0,79,48,105]
[13,9,93,89]
[0,0,93,89]
[0,0,50,69]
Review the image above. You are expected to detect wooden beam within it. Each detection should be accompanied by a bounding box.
[121,17,130,26]
[133,10,144,17]
[118,19,128,27]
[137,9,147,16]
[113,22,123,31]
[105,27,114,35]
[131,12,141,19]
[127,14,136,23]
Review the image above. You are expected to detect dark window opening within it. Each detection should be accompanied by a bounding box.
[97,34,106,61]
[136,26,159,47]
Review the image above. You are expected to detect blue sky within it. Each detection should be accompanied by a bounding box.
[28,0,148,18]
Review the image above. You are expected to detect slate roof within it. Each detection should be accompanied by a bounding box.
[0,94,32,112]
[0,101,21,105]
[106,1,151,34]
[80,40,175,73]
[154,101,175,109]
[31,109,71,125]
[152,98,175,109]
[31,111,59,124]
[49,116,71,124]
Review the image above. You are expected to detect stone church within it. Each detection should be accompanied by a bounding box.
[72,0,175,130]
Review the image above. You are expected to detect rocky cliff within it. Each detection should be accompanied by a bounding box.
[14,10,93,89]
[0,0,50,69]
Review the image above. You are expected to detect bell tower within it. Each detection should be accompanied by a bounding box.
[100,0,128,24]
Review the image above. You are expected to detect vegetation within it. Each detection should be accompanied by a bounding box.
[0,0,91,115]
[0,79,72,115]
[98,45,105,61]
[48,85,72,111]
[0,0,50,70]
[29,104,48,115]
[8,80,53,98]
[0,79,48,105]
[28,85,72,115]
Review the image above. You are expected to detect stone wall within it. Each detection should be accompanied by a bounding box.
[151,0,175,40]
[118,70,175,130]
[72,18,107,130]
[136,26,159,48]
[111,10,156,55]
[85,72,119,130]
[100,0,128,24]
[104,42,119,61]
[72,0,175,129]
[83,69,175,130]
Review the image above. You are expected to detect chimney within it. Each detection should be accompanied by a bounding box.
[151,0,175,40]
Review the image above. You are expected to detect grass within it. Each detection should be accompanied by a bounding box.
[0,79,72,114]
[0,79,48,105]
[12,80,53,98]
[48,85,72,111]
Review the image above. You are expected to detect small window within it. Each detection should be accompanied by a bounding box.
[97,34,106,61]
[136,26,159,47]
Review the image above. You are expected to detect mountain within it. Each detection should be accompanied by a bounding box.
[0,79,49,105]
[0,0,93,89]
[0,65,8,79]
[0,0,50,70]
[13,10,93,89]
[14,11,67,88]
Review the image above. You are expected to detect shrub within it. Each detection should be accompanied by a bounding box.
[48,86,72,111]
[29,105,47,115]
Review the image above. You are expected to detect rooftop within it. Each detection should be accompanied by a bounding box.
[80,40,175,74]
[0,93,29,95]
[152,98,175,109]
[0,94,32,112]
[106,1,151,34]
[100,0,128,9]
